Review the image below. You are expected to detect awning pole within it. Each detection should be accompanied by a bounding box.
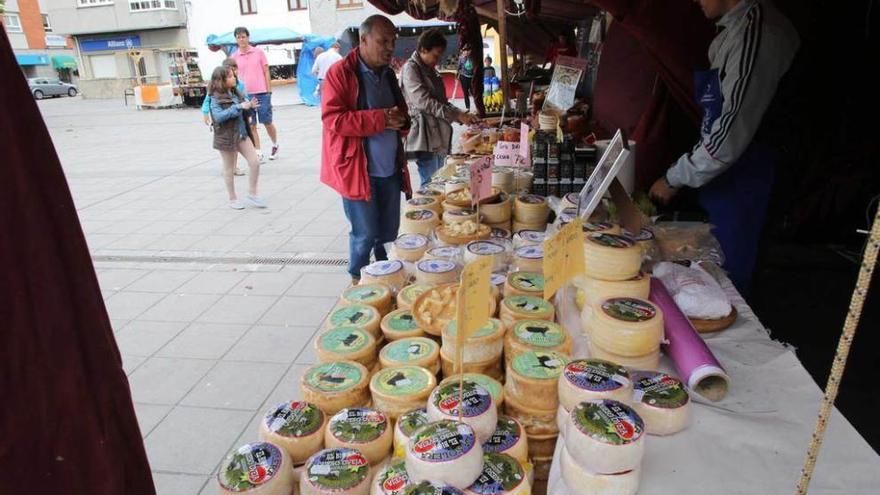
[497,0,511,113]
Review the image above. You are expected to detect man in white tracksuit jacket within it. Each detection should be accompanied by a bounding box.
[650,0,800,293]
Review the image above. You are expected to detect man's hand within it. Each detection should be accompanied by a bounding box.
[458,112,479,125]
[384,107,407,130]
[203,114,211,125]
[649,176,679,204]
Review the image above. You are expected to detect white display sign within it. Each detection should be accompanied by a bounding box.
[578,129,630,220]
[493,141,520,167]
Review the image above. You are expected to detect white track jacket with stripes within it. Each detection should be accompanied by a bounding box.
[666,0,799,188]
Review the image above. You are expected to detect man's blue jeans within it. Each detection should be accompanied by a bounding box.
[342,174,402,278]
[414,151,444,187]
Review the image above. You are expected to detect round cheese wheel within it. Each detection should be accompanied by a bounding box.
[442,318,505,363]
[492,168,516,194]
[513,195,549,224]
[406,198,442,216]
[218,442,295,495]
[382,309,426,342]
[560,446,640,495]
[327,304,383,341]
[630,371,690,436]
[343,284,394,317]
[371,366,437,421]
[440,374,504,410]
[587,343,661,371]
[414,188,445,202]
[487,223,513,237]
[300,448,372,495]
[581,222,621,236]
[301,361,371,415]
[325,408,393,465]
[439,347,504,381]
[480,195,513,224]
[446,180,468,195]
[583,234,641,281]
[443,208,479,226]
[512,230,546,248]
[464,241,508,272]
[405,421,483,489]
[415,259,462,286]
[402,210,441,237]
[397,284,434,311]
[503,272,544,298]
[424,246,462,261]
[499,296,555,330]
[565,400,646,474]
[504,320,571,367]
[316,327,378,368]
[379,338,441,375]
[527,433,558,460]
[556,406,569,438]
[481,416,529,464]
[427,379,498,443]
[504,350,569,408]
[588,298,664,357]
[393,408,429,459]
[372,458,413,495]
[581,273,650,308]
[502,393,558,437]
[558,359,633,411]
[512,221,547,235]
[395,234,432,263]
[362,261,408,292]
[512,246,543,273]
[426,181,448,195]
[406,481,466,495]
[260,401,327,465]
[464,453,529,495]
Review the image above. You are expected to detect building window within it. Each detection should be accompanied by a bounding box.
[239,0,257,15]
[78,0,115,7]
[336,0,362,9]
[288,0,307,10]
[42,14,53,32]
[129,0,176,11]
[3,14,23,33]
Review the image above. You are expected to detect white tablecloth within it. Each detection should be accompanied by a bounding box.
[548,273,879,494]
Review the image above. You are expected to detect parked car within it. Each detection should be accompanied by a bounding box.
[28,78,78,99]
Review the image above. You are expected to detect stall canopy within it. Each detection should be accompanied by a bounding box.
[52,54,77,70]
[297,35,337,107]
[206,27,305,52]
[16,53,49,66]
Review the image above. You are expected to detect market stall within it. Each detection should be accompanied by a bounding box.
[166,48,206,108]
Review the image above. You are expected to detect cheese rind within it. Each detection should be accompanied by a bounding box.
[381,309,425,342]
[464,240,508,272]
[583,234,641,281]
[218,442,295,495]
[565,400,645,474]
[395,234,432,263]
[397,285,434,311]
[259,401,327,465]
[316,326,378,368]
[560,445,640,495]
[512,245,544,272]
[415,259,462,286]
[393,408,429,459]
[558,359,633,411]
[405,421,483,489]
[464,453,530,495]
[371,458,413,495]
[588,298,664,357]
[526,433,558,460]
[439,347,504,381]
[587,343,661,371]
[580,273,650,308]
[439,374,504,410]
[505,350,569,409]
[512,230,546,248]
[379,337,441,375]
[499,296,555,329]
[362,260,408,291]
[481,416,529,464]
[325,408,393,465]
[300,448,372,495]
[406,198,442,216]
[502,393,558,437]
[327,305,382,341]
[504,320,571,366]
[343,284,394,316]
[630,371,690,436]
[301,361,371,415]
[503,272,544,298]
[442,318,505,363]
[401,209,441,237]
[513,195,549,224]
[427,380,498,443]
[370,366,437,421]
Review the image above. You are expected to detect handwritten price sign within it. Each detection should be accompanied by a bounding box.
[469,156,493,206]
[458,257,492,339]
[543,218,586,299]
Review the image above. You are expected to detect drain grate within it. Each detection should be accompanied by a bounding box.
[92,253,349,267]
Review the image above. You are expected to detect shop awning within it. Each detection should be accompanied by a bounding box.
[206,27,304,50]
[52,55,78,69]
[16,54,49,66]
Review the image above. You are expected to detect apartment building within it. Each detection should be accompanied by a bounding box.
[3,0,77,80]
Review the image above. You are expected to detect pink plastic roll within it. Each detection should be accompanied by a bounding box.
[650,278,730,401]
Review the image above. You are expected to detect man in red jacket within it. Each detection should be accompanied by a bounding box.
[320,15,412,283]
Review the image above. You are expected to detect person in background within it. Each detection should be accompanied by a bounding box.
[401,28,478,186]
[312,42,344,98]
[544,32,577,67]
[457,47,475,111]
[208,66,266,210]
[202,57,249,176]
[484,56,496,79]
[649,0,800,293]
[320,15,412,285]
[231,27,280,161]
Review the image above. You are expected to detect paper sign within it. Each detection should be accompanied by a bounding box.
[469,156,493,205]
[519,122,530,162]
[458,257,492,339]
[578,129,630,221]
[543,218,586,299]
[493,141,520,167]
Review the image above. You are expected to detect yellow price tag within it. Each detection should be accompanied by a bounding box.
[458,256,493,338]
[543,218,586,299]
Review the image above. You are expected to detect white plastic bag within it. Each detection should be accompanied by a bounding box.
[652,261,732,320]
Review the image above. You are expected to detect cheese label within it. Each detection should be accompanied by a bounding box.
[490,228,510,239]
[373,367,432,397]
[583,222,614,233]
[405,481,465,495]
[519,195,545,205]
[218,442,284,491]
[330,305,378,328]
[563,192,580,205]
[397,408,429,437]
[623,228,655,242]
[514,245,543,260]
[418,259,458,274]
[491,272,507,287]
[588,233,635,249]
[512,320,564,347]
[446,318,502,339]
[433,381,492,418]
[306,448,370,490]
[416,188,442,197]
[408,198,436,207]
[383,338,438,364]
[517,230,546,243]
[344,285,389,304]
[504,296,552,316]
[397,233,430,250]
[328,407,388,443]
[558,208,578,224]
[410,421,476,463]
[406,210,436,221]
[319,327,370,354]
[508,272,544,293]
[400,285,432,306]
[468,453,526,494]
[631,371,689,409]
[305,362,364,392]
[428,247,461,259]
[468,241,505,256]
[601,298,657,322]
[264,401,324,438]
[573,400,645,445]
[377,459,412,495]
[365,260,405,277]
[448,208,476,218]
[387,311,419,333]
[511,351,567,380]
[482,417,522,455]
[563,359,630,392]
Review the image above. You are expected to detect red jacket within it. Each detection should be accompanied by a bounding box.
[320,49,412,201]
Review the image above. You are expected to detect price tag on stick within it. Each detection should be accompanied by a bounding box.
[543,218,586,299]
[469,156,493,206]
[456,257,492,420]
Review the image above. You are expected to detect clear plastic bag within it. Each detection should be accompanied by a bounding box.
[651,222,725,266]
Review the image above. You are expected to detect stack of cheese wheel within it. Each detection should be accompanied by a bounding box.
[560,193,580,211]
[405,420,483,489]
[315,326,378,368]
[427,379,498,443]
[623,227,657,258]
[371,458,412,495]
[217,442,295,495]
[481,416,529,464]
[513,230,546,248]
[588,297,664,370]
[513,195,549,231]
[513,171,533,194]
[379,337,441,375]
[439,373,505,410]
[581,221,621,236]
[392,408,428,458]
[405,197,442,216]
[445,180,468,195]
[492,168,516,194]
[443,208,479,226]
[499,295,555,330]
[512,245,543,272]
[555,207,579,228]
[414,188,444,202]
[342,284,394,317]
[560,400,645,495]
[381,309,425,342]
[504,320,572,367]
[464,453,530,495]
[441,200,469,215]
[503,271,544,298]
[324,407,393,465]
[558,359,633,437]
[326,304,382,341]
[489,225,513,239]
[580,272,650,309]
[464,240,508,272]
[396,284,433,311]
[300,447,372,495]
[361,260,408,292]
[415,259,461,285]
[394,234,431,263]
[440,319,505,380]
[401,209,441,237]
[301,361,371,415]
[583,234,642,282]
[370,366,436,421]
[630,371,690,436]
[481,193,512,225]
[424,246,461,261]
[259,401,327,465]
